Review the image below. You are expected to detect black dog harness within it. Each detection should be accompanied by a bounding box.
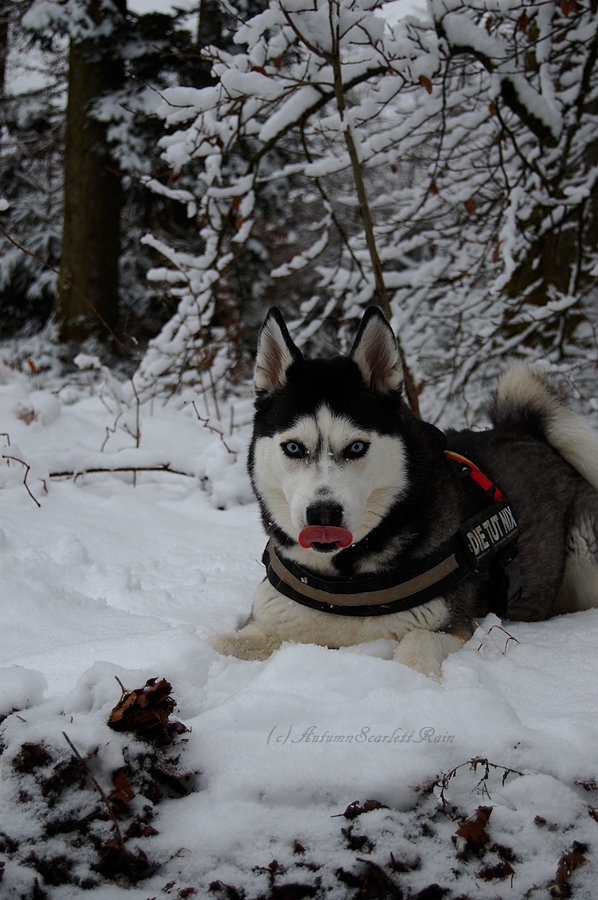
[262,451,522,618]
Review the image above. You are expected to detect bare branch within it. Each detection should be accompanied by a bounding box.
[1,455,41,507]
[49,464,196,481]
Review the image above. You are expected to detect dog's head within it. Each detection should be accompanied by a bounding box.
[249,307,442,564]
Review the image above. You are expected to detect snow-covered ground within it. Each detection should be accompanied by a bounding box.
[2,356,598,899]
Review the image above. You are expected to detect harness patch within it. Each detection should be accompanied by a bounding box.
[460,499,519,568]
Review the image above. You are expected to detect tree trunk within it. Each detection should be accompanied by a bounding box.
[54,1,125,342]
[0,1,9,96]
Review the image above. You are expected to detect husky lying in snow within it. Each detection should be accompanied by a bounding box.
[210,307,598,677]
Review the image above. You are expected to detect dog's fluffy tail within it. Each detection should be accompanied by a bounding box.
[492,364,598,491]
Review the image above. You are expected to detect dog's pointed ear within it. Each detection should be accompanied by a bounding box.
[350,307,403,393]
[254,308,303,394]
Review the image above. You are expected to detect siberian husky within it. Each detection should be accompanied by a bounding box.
[210,307,598,677]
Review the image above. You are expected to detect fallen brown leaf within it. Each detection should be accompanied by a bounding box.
[108,678,187,746]
[342,799,388,820]
[453,806,492,859]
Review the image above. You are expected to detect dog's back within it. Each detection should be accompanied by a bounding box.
[448,366,598,621]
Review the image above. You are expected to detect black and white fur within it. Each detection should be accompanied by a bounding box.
[210,307,598,676]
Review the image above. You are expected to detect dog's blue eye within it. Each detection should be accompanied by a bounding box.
[345,441,368,459]
[282,441,305,458]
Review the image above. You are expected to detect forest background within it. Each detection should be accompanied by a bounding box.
[2,0,598,421]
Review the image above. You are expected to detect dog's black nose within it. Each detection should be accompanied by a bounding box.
[306,502,344,527]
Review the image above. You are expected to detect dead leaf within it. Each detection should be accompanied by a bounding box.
[13,743,52,773]
[254,859,285,879]
[342,824,374,854]
[110,768,135,806]
[336,859,403,898]
[389,852,420,874]
[464,198,476,215]
[91,838,157,883]
[574,779,597,791]
[419,74,433,94]
[108,678,187,746]
[412,887,448,900]
[342,799,388,819]
[478,858,514,880]
[554,842,587,897]
[150,763,192,797]
[16,406,36,425]
[453,806,492,859]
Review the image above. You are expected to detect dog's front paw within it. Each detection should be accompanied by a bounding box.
[393,629,465,679]
[209,629,281,661]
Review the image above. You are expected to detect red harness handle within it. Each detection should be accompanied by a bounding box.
[445,450,503,502]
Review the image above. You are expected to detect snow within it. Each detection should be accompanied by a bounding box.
[382,0,428,26]
[2,361,598,897]
[128,0,197,14]
[258,85,324,144]
[436,10,562,141]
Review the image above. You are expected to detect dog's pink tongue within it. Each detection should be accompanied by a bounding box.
[298,526,353,549]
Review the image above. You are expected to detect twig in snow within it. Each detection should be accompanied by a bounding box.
[437,757,524,806]
[99,365,142,462]
[49,464,194,482]
[1,454,41,507]
[190,401,236,456]
[121,373,142,485]
[114,675,128,700]
[476,621,520,655]
[61,731,151,883]
[62,732,129,867]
